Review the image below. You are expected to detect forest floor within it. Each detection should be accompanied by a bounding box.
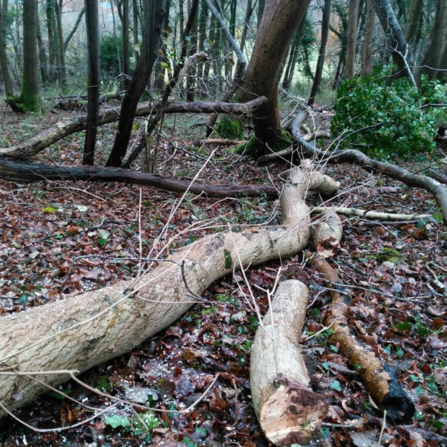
[0,100,447,447]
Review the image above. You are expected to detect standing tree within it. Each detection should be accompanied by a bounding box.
[344,0,360,78]
[239,0,311,155]
[122,0,130,87]
[84,0,100,166]
[361,0,375,76]
[419,0,447,80]
[0,0,12,96]
[308,0,332,105]
[106,0,168,167]
[12,0,40,112]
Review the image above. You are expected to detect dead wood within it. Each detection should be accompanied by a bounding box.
[0,161,339,417]
[312,210,342,258]
[0,97,267,160]
[315,258,415,422]
[250,280,328,445]
[194,139,244,146]
[312,206,431,221]
[428,168,447,185]
[290,111,447,223]
[0,158,278,198]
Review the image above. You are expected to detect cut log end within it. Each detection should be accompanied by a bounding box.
[260,383,328,446]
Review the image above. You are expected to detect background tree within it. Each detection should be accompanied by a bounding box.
[239,0,311,154]
[0,0,12,96]
[344,0,360,78]
[106,0,169,167]
[83,0,100,166]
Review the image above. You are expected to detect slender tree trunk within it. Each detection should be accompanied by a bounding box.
[64,7,85,51]
[133,0,139,62]
[197,0,208,96]
[308,0,332,105]
[0,0,12,96]
[84,0,100,166]
[106,0,169,167]
[109,0,122,79]
[36,10,48,85]
[17,0,39,112]
[240,0,311,155]
[282,21,304,90]
[55,0,66,88]
[122,0,130,87]
[186,0,198,101]
[371,0,411,78]
[229,0,237,37]
[419,0,447,80]
[361,0,375,76]
[404,0,423,45]
[46,0,59,82]
[239,0,253,53]
[344,0,360,78]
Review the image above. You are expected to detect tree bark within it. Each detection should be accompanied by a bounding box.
[64,7,86,51]
[371,0,411,78]
[251,280,328,445]
[239,0,311,155]
[361,0,375,76]
[0,97,267,160]
[0,0,12,96]
[55,0,66,88]
[312,210,342,258]
[17,0,40,112]
[0,162,338,417]
[122,0,130,88]
[316,258,415,422]
[0,157,279,198]
[84,0,100,166]
[344,0,360,78]
[36,10,48,85]
[419,0,447,80]
[106,0,168,167]
[308,0,332,104]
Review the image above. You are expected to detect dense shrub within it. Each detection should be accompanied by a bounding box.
[331,66,445,160]
[100,35,122,77]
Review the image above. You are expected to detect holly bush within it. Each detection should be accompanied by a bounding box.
[331,66,445,160]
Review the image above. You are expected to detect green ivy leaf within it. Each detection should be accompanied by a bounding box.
[104,414,131,429]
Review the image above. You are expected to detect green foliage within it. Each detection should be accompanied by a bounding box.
[216,116,244,140]
[100,35,123,76]
[331,66,443,160]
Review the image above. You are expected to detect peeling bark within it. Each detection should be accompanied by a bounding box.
[315,258,415,422]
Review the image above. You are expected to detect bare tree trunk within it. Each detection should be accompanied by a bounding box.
[257,0,265,27]
[55,0,66,88]
[0,0,12,96]
[109,0,122,78]
[17,0,40,112]
[361,0,375,76]
[84,0,100,166]
[419,0,447,80]
[36,10,48,85]
[132,0,139,62]
[0,162,339,418]
[122,0,130,87]
[106,0,169,167]
[308,0,332,105]
[344,0,360,78]
[64,7,85,51]
[186,0,198,101]
[239,0,311,155]
[282,22,304,90]
[46,0,58,82]
[371,0,411,78]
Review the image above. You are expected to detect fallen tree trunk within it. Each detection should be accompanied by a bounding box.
[290,112,447,223]
[315,258,415,422]
[0,158,279,198]
[312,210,343,258]
[0,97,267,160]
[0,161,339,417]
[312,206,431,221]
[251,280,328,445]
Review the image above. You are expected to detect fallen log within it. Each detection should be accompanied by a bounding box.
[311,206,432,221]
[428,168,447,185]
[0,97,267,160]
[0,158,279,198]
[315,258,415,422]
[0,161,339,418]
[290,111,447,223]
[312,210,342,258]
[251,280,328,445]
